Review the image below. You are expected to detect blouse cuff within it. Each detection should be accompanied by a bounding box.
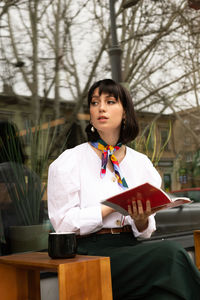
[130,214,156,239]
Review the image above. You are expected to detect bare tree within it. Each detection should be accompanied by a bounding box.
[0,0,24,18]
[0,0,200,147]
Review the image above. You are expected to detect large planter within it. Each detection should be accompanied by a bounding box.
[9,223,50,253]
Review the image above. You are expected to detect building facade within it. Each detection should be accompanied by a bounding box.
[0,92,199,192]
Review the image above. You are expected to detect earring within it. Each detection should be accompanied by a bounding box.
[122,119,126,128]
[91,126,95,132]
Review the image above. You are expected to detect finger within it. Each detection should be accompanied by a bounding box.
[128,204,132,216]
[137,200,144,215]
[146,200,151,214]
[132,200,138,217]
[131,196,136,202]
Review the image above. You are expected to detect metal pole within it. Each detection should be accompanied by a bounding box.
[108,0,122,83]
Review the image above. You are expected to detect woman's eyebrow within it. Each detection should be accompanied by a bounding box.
[105,94,117,99]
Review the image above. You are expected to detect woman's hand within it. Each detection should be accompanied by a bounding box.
[127,193,153,232]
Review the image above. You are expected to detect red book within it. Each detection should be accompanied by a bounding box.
[102,182,191,216]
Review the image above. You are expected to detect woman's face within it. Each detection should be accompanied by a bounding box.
[90,87,125,138]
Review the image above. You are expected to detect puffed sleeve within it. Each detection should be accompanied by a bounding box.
[47,149,103,235]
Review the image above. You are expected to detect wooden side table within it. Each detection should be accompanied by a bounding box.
[0,252,113,300]
[194,230,200,270]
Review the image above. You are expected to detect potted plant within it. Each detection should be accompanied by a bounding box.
[0,121,56,253]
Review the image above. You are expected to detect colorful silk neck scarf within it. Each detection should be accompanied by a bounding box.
[91,139,128,190]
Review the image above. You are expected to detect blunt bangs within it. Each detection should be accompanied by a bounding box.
[98,81,120,100]
[88,79,121,105]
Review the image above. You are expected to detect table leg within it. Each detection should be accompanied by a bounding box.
[27,269,41,300]
[0,263,19,300]
[58,257,113,300]
[194,230,200,270]
[0,263,41,300]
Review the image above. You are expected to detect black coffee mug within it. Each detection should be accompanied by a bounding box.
[48,232,77,259]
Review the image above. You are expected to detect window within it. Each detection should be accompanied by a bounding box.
[163,173,171,191]
[186,152,193,163]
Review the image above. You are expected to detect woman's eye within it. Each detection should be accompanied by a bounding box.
[107,100,116,104]
[91,101,98,106]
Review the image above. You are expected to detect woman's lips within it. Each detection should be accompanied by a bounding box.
[98,116,108,120]
[98,116,108,123]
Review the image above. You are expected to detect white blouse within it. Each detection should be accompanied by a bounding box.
[47,142,162,239]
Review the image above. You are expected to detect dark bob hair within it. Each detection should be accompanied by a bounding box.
[85,79,139,144]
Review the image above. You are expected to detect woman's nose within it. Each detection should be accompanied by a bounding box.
[99,101,106,111]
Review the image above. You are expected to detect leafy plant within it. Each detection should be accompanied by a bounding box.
[0,121,60,226]
[130,121,172,166]
[2,161,44,225]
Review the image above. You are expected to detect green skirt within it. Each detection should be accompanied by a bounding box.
[77,232,200,300]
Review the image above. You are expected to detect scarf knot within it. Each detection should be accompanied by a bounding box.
[91,139,128,190]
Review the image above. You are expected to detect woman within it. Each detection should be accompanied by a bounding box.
[48,79,200,300]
